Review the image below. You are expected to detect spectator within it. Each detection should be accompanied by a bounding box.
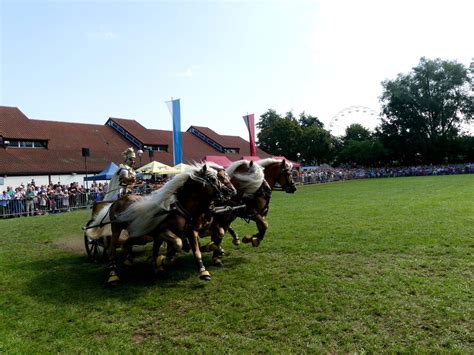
[25,186,36,216]
[1,190,10,218]
[12,187,25,216]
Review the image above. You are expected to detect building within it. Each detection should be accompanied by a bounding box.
[0,106,270,188]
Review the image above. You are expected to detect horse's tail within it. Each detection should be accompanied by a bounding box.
[84,203,112,239]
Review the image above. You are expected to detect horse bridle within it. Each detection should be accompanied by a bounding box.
[273,163,296,193]
[193,169,233,203]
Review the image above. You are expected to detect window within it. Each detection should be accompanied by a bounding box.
[5,139,48,148]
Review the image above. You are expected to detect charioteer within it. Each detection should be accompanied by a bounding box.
[103,147,138,200]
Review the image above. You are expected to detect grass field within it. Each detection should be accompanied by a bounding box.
[0,175,473,352]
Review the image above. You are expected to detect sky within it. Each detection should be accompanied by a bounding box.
[1,0,473,139]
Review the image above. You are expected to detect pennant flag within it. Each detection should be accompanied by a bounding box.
[166,98,183,165]
[243,113,257,156]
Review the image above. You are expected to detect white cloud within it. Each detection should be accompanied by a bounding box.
[86,25,118,40]
[174,67,197,78]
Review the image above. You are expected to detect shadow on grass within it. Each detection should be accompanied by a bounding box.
[23,247,247,306]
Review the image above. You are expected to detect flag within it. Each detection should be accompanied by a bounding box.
[243,113,257,156]
[166,98,183,165]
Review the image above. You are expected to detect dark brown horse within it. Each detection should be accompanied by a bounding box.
[104,163,236,286]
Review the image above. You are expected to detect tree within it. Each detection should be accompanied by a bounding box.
[257,110,301,160]
[378,57,473,164]
[298,112,324,128]
[343,124,372,143]
[256,109,333,163]
[337,124,386,166]
[299,125,334,165]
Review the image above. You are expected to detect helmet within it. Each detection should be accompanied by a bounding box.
[122,147,136,161]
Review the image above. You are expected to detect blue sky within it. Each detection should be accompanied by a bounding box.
[1,0,472,138]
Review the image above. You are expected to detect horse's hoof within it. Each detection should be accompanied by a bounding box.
[212,257,223,267]
[107,274,120,287]
[242,236,252,244]
[232,238,241,246]
[123,258,133,267]
[201,241,218,252]
[251,237,261,247]
[199,270,211,281]
[215,247,226,257]
[153,255,166,274]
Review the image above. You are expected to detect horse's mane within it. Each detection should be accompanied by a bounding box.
[205,162,225,171]
[116,163,211,238]
[257,158,293,170]
[226,160,264,197]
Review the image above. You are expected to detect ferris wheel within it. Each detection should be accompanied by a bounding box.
[329,105,380,136]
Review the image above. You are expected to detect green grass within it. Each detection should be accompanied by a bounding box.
[0,175,473,352]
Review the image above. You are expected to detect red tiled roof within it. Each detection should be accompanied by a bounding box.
[203,155,233,168]
[190,126,232,146]
[0,106,271,176]
[109,117,160,144]
[188,126,270,158]
[0,106,49,139]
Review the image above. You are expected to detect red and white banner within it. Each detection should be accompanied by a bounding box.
[243,113,257,156]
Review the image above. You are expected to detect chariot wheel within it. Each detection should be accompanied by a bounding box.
[84,220,106,262]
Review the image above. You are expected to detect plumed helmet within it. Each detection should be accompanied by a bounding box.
[122,147,136,161]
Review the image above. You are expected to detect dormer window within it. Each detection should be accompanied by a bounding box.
[4,139,48,148]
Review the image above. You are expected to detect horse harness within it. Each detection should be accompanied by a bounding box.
[240,179,272,223]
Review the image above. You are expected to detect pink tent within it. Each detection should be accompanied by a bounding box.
[272,156,301,168]
[202,155,233,168]
[240,156,261,162]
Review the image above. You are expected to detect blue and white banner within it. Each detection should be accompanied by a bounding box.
[166,98,183,165]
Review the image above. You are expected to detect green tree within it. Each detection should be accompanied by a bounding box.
[337,124,386,166]
[379,57,473,164]
[257,110,301,160]
[299,125,335,165]
[257,109,333,163]
[298,112,324,128]
[343,124,372,143]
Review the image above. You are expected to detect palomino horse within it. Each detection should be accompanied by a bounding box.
[228,158,296,248]
[198,159,265,265]
[118,162,236,268]
[103,163,236,286]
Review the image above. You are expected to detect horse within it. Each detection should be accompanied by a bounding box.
[228,158,297,248]
[102,163,236,286]
[117,162,236,268]
[198,159,265,265]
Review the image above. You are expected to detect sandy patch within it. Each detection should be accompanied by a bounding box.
[54,235,87,255]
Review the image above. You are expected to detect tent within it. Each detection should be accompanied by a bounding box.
[272,156,301,168]
[203,155,233,168]
[173,163,191,172]
[241,156,261,162]
[159,163,192,175]
[136,161,173,174]
[84,162,119,181]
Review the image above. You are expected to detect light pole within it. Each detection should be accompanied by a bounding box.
[137,149,143,167]
[148,148,154,162]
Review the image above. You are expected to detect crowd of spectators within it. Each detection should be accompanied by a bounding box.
[2,163,472,218]
[0,178,165,218]
[0,180,108,218]
[295,163,474,185]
